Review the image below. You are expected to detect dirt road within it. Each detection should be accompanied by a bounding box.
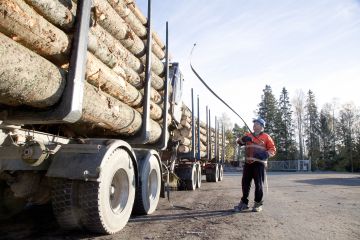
[1,169,359,240]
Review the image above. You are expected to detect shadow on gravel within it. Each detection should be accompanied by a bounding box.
[0,204,93,240]
[295,177,360,187]
[129,208,240,223]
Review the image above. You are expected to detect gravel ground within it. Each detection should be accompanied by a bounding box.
[1,169,359,240]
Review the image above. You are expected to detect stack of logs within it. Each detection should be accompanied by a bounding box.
[209,128,227,160]
[172,104,229,160]
[173,104,208,158]
[0,0,168,143]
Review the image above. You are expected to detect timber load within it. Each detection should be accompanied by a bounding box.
[174,104,208,158]
[0,0,168,143]
[173,103,229,160]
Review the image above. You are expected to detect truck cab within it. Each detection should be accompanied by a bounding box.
[169,62,184,125]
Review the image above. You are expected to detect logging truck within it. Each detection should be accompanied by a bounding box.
[0,0,226,234]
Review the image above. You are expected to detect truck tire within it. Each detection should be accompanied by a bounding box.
[133,154,161,215]
[186,164,197,191]
[212,164,219,182]
[218,165,224,181]
[0,181,26,220]
[196,164,202,188]
[174,167,184,190]
[51,179,81,230]
[206,172,212,182]
[77,148,135,234]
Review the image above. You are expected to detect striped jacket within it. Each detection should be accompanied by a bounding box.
[239,132,276,163]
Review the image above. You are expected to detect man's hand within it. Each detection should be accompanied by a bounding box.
[254,149,269,160]
[241,136,252,143]
[236,136,252,145]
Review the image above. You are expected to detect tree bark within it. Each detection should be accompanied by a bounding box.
[88,32,121,71]
[0,32,163,125]
[88,26,165,91]
[199,134,207,144]
[87,31,143,88]
[0,0,166,102]
[0,0,70,63]
[178,145,190,153]
[173,135,191,146]
[108,0,145,37]
[139,72,164,91]
[85,52,142,107]
[24,0,75,31]
[90,24,165,90]
[123,0,146,24]
[199,127,207,135]
[181,115,191,123]
[87,0,164,74]
[2,0,164,76]
[123,0,165,50]
[182,105,192,118]
[135,102,163,121]
[79,83,162,143]
[199,121,207,128]
[180,119,191,129]
[139,89,162,105]
[86,52,163,120]
[107,0,165,59]
[173,129,181,139]
[180,128,192,138]
[0,33,65,108]
[90,23,143,74]
[145,41,165,62]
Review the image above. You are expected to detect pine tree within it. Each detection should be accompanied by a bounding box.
[277,87,297,160]
[232,123,246,162]
[354,120,360,172]
[318,104,337,169]
[304,90,321,170]
[257,85,278,138]
[336,103,359,172]
[224,128,234,162]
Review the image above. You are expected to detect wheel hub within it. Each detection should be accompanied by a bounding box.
[109,169,129,214]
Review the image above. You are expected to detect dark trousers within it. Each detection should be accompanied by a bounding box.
[241,162,265,205]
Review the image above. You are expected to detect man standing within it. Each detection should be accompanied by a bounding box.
[234,117,276,212]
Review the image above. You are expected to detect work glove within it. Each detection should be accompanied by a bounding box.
[254,149,269,160]
[241,136,252,143]
[236,136,251,145]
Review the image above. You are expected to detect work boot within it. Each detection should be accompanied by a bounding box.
[252,202,263,212]
[233,201,249,212]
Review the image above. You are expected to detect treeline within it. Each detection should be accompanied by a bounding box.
[228,85,360,172]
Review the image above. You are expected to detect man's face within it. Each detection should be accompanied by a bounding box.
[253,121,264,133]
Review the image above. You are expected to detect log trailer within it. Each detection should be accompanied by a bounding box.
[0,0,227,234]
[172,100,226,190]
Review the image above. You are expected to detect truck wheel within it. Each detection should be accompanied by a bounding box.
[212,164,219,182]
[0,181,26,220]
[196,164,202,188]
[218,165,224,181]
[186,164,197,190]
[206,172,212,182]
[51,179,81,230]
[133,154,161,215]
[78,148,135,234]
[174,167,185,190]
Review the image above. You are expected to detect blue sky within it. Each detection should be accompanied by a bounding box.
[137,0,360,127]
